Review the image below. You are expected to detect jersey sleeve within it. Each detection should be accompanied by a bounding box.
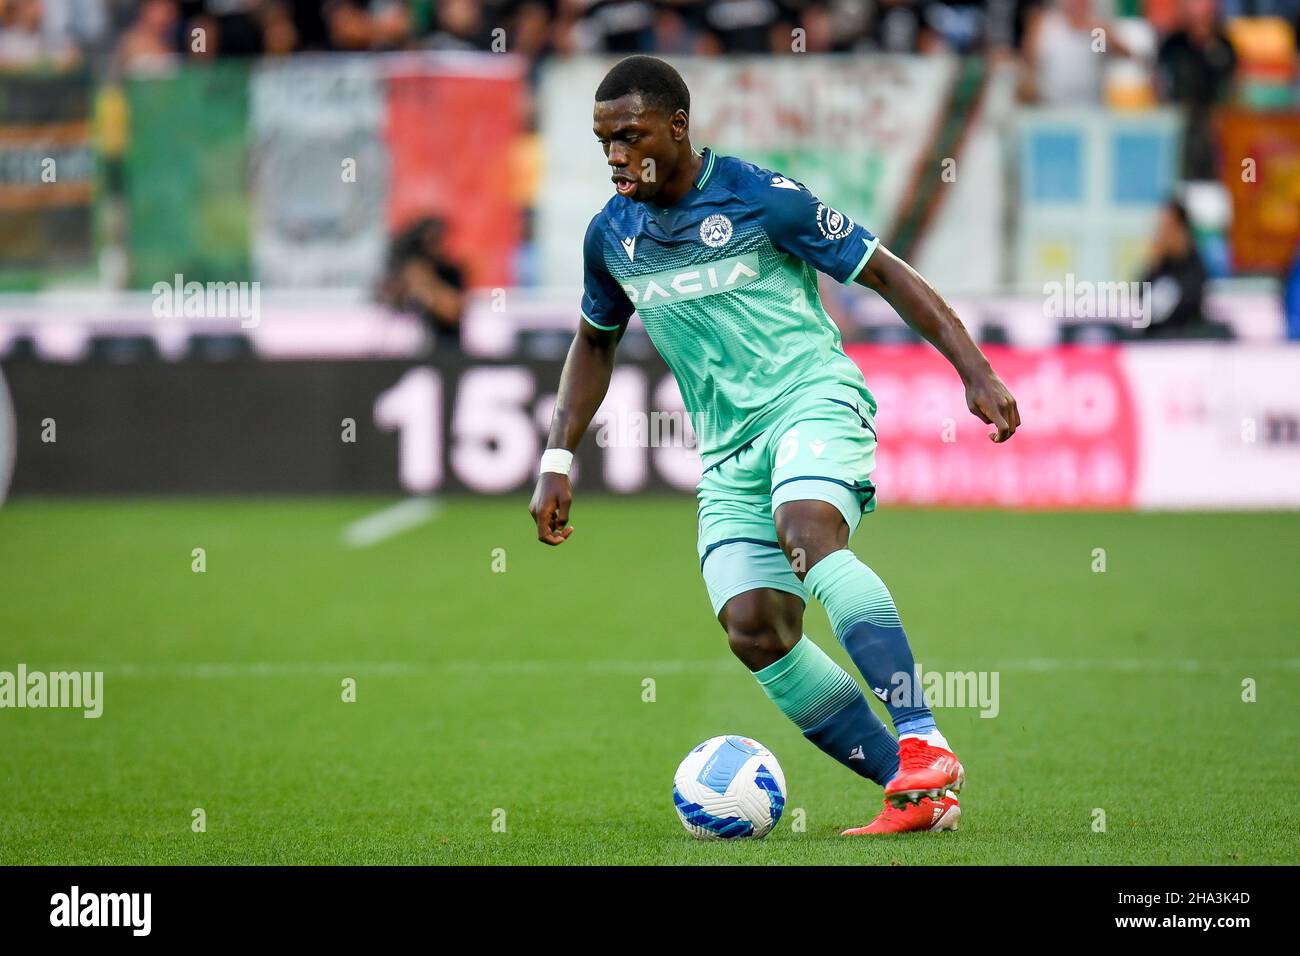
[579,214,635,331]
[758,174,879,284]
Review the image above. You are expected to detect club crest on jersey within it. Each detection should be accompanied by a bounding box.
[816,204,854,241]
[699,214,733,248]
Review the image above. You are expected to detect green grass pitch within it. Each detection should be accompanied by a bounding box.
[0,497,1296,865]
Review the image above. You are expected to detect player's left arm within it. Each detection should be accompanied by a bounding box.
[856,247,1019,442]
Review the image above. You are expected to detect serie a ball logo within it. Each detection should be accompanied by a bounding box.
[699,214,733,248]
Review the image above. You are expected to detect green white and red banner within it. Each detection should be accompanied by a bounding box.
[126,54,526,291]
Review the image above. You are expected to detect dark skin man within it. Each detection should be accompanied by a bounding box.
[529,92,1019,671]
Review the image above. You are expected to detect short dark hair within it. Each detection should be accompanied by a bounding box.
[595,55,690,116]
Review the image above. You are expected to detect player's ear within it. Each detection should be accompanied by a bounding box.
[671,109,688,140]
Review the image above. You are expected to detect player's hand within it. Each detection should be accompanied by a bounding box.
[529,472,574,546]
[965,369,1020,443]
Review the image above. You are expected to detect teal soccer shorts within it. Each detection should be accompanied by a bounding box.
[697,384,879,617]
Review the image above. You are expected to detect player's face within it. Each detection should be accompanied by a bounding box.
[593,95,684,203]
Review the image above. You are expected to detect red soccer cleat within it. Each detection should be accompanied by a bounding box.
[841,791,960,835]
[884,735,965,809]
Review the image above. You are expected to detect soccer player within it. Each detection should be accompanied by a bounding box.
[529,56,1020,834]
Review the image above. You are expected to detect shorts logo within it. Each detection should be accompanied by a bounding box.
[699,214,733,248]
[816,204,854,241]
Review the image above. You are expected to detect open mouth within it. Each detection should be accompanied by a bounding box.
[612,177,637,197]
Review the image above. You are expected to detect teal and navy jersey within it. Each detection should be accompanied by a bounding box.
[581,146,880,469]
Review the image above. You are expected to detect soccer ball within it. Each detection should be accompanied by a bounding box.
[672,735,787,840]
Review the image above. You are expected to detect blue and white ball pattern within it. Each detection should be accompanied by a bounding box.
[673,735,787,840]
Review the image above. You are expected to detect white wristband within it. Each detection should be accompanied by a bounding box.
[539,448,574,477]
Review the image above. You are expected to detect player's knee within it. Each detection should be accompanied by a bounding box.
[720,593,800,670]
[725,623,791,671]
[775,500,847,579]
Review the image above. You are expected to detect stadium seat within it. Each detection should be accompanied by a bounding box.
[87,335,161,364]
[184,334,255,362]
[1059,321,1127,344]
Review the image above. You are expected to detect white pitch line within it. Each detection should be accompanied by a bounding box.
[342,497,439,548]
[982,657,1289,674]
[111,661,422,679]
[62,657,1300,680]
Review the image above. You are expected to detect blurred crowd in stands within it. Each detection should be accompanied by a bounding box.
[0,0,1287,102]
[2,2,1288,175]
[0,1,1289,186]
[3,0,1298,346]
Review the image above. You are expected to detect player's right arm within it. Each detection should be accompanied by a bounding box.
[529,214,634,546]
[757,170,1018,442]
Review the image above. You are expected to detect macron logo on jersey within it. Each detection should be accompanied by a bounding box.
[770,175,802,191]
[621,236,636,262]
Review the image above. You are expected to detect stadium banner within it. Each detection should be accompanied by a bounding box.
[0,71,95,287]
[1217,110,1300,274]
[249,58,389,289]
[535,55,959,289]
[850,344,1139,508]
[384,55,526,289]
[2,345,1297,507]
[251,54,525,289]
[126,55,525,292]
[125,61,253,288]
[1014,108,1182,291]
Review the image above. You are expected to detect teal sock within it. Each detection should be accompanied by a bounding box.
[753,636,900,786]
[805,549,938,738]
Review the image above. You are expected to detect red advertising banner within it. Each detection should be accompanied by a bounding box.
[847,345,1139,508]
[5,344,1296,505]
[385,60,526,288]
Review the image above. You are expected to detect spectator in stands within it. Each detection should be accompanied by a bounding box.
[114,0,181,70]
[1021,0,1130,104]
[986,0,1042,56]
[325,0,410,51]
[559,0,659,53]
[282,0,333,51]
[414,0,554,55]
[382,216,468,353]
[810,0,866,52]
[506,0,558,59]
[422,0,489,49]
[1219,0,1300,26]
[180,0,269,57]
[1136,198,1231,339]
[1157,0,1237,180]
[0,0,81,67]
[782,0,833,52]
[1285,240,1300,340]
[684,0,796,53]
[40,0,110,58]
[652,1,695,54]
[856,0,930,53]
[924,0,988,53]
